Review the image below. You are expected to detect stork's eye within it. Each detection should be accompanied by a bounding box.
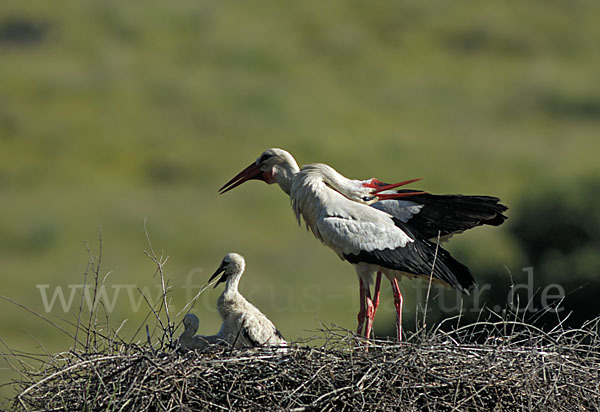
[258,153,273,164]
[361,195,375,202]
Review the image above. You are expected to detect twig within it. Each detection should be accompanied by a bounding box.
[422,231,441,331]
[0,295,76,343]
[74,241,94,351]
[143,219,174,349]
[146,325,155,355]
[86,228,103,351]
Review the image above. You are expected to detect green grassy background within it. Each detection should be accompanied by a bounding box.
[2,0,600,402]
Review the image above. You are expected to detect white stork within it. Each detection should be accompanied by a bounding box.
[219,149,507,340]
[178,313,221,351]
[209,253,288,349]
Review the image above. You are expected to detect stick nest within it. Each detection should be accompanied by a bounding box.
[11,316,600,412]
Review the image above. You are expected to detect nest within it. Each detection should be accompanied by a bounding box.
[11,315,600,412]
[7,237,600,410]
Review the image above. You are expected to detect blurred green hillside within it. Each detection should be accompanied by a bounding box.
[2,0,600,402]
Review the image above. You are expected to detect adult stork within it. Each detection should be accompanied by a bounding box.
[209,253,288,350]
[333,175,508,338]
[289,164,479,340]
[219,149,507,340]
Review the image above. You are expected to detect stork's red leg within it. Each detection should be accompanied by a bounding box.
[357,278,367,336]
[362,272,383,340]
[358,276,379,339]
[364,288,375,339]
[372,272,382,315]
[390,279,403,341]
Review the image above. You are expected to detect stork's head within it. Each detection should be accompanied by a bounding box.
[183,313,200,334]
[219,148,300,195]
[343,177,427,205]
[209,252,246,287]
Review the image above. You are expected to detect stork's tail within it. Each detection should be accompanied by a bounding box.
[396,191,508,239]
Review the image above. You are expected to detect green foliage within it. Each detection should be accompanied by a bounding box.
[1,0,600,403]
[511,178,600,282]
[500,179,600,331]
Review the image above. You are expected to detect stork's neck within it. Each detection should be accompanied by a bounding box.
[217,269,247,322]
[273,161,300,195]
[180,328,195,339]
[291,164,355,230]
[223,270,243,298]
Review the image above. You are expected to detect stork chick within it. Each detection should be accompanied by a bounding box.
[209,253,287,350]
[178,313,221,351]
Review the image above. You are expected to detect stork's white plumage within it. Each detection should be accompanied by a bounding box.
[178,313,221,351]
[209,253,287,350]
[290,163,478,339]
[219,148,507,340]
[290,164,414,256]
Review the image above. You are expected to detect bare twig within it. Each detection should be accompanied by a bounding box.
[74,241,94,351]
[143,219,174,348]
[0,295,76,343]
[422,231,441,331]
[85,228,103,351]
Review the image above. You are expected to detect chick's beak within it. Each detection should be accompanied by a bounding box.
[209,263,227,288]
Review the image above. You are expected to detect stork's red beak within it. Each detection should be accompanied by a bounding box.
[364,178,427,199]
[219,162,264,194]
[365,177,423,192]
[376,191,427,200]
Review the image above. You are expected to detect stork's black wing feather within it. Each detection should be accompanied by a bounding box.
[372,191,508,240]
[242,326,261,347]
[241,322,285,347]
[344,220,475,294]
[275,328,285,341]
